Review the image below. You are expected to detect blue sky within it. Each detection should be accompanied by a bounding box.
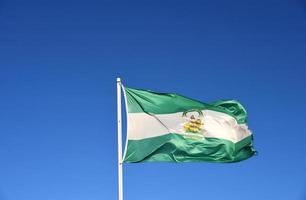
[1,0,306,199]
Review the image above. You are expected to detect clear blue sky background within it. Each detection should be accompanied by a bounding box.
[1,0,306,199]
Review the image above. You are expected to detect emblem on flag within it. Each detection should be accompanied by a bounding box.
[182,109,205,140]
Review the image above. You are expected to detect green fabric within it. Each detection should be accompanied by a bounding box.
[124,134,255,163]
[124,87,247,124]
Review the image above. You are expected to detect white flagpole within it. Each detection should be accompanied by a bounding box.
[116,77,123,200]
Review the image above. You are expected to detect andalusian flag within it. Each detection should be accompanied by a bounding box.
[122,87,256,163]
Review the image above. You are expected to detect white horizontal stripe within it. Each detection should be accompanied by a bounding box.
[127,110,251,143]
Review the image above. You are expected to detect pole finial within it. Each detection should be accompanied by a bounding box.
[117,77,121,82]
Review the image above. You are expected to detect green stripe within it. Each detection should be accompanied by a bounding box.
[124,87,248,124]
[124,134,255,163]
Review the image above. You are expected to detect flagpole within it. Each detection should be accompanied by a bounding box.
[117,77,123,200]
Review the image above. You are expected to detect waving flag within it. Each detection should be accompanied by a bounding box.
[122,87,255,163]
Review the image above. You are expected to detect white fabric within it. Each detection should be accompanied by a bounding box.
[127,110,251,143]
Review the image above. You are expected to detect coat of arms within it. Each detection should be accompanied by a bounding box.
[182,109,205,140]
